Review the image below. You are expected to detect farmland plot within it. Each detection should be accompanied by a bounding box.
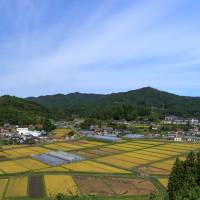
[45,175,78,197]
[0,179,8,199]
[15,158,49,170]
[5,176,28,198]
[29,176,44,198]
[74,176,114,196]
[0,160,28,174]
[104,177,156,195]
[158,178,168,188]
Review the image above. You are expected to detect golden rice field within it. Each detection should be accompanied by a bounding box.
[36,166,68,172]
[158,178,168,188]
[0,139,200,175]
[5,176,28,198]
[0,139,200,199]
[0,160,28,174]
[45,175,78,197]
[3,149,22,159]
[15,158,49,170]
[0,179,8,199]
[62,160,129,173]
[96,156,137,169]
[45,143,71,151]
[52,128,72,139]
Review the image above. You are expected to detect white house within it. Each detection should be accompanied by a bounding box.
[174,137,182,142]
[16,128,41,137]
[16,128,29,135]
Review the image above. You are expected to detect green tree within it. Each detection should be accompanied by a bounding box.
[196,151,200,184]
[176,186,200,200]
[168,151,200,200]
[168,158,185,200]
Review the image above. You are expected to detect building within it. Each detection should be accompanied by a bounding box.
[189,119,199,126]
[184,136,200,143]
[167,133,182,141]
[174,137,182,142]
[16,128,29,135]
[163,116,199,125]
[16,128,41,137]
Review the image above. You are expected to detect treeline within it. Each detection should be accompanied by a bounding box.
[28,87,200,121]
[90,104,155,121]
[0,96,55,131]
[168,151,200,199]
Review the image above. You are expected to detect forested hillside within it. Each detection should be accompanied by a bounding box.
[27,87,200,120]
[0,95,52,125]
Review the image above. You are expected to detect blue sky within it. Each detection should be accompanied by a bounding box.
[0,0,200,97]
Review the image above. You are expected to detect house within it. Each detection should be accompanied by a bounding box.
[167,133,182,141]
[184,136,200,143]
[17,128,29,135]
[174,137,182,142]
[163,116,199,126]
[16,128,42,137]
[189,119,199,126]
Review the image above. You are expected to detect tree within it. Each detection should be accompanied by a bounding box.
[196,151,200,184]
[176,186,200,200]
[168,151,200,200]
[168,158,185,200]
[42,118,56,132]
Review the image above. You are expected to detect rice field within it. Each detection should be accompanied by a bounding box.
[96,156,138,169]
[62,160,129,173]
[52,128,72,139]
[0,139,200,199]
[5,176,28,198]
[158,178,168,188]
[35,166,68,172]
[0,179,8,199]
[45,175,78,197]
[0,160,29,174]
[14,158,49,170]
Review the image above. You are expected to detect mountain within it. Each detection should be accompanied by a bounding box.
[27,87,200,120]
[0,95,51,125]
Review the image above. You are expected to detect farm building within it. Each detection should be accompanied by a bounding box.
[17,128,42,137]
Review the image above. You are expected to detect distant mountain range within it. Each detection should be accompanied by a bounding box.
[1,87,200,125]
[26,87,200,120]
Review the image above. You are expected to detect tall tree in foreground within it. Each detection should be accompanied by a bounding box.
[168,151,200,200]
[168,158,185,200]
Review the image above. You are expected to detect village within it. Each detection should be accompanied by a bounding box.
[1,115,200,146]
[0,124,49,145]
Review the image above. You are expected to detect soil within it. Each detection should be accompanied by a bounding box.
[139,166,170,175]
[75,176,156,196]
[29,175,44,199]
[74,176,114,196]
[104,177,156,195]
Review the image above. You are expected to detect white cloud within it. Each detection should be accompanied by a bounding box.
[0,0,200,96]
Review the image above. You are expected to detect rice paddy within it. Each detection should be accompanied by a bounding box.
[5,176,28,198]
[52,128,72,139]
[0,179,8,199]
[0,139,199,199]
[158,178,168,188]
[45,175,78,197]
